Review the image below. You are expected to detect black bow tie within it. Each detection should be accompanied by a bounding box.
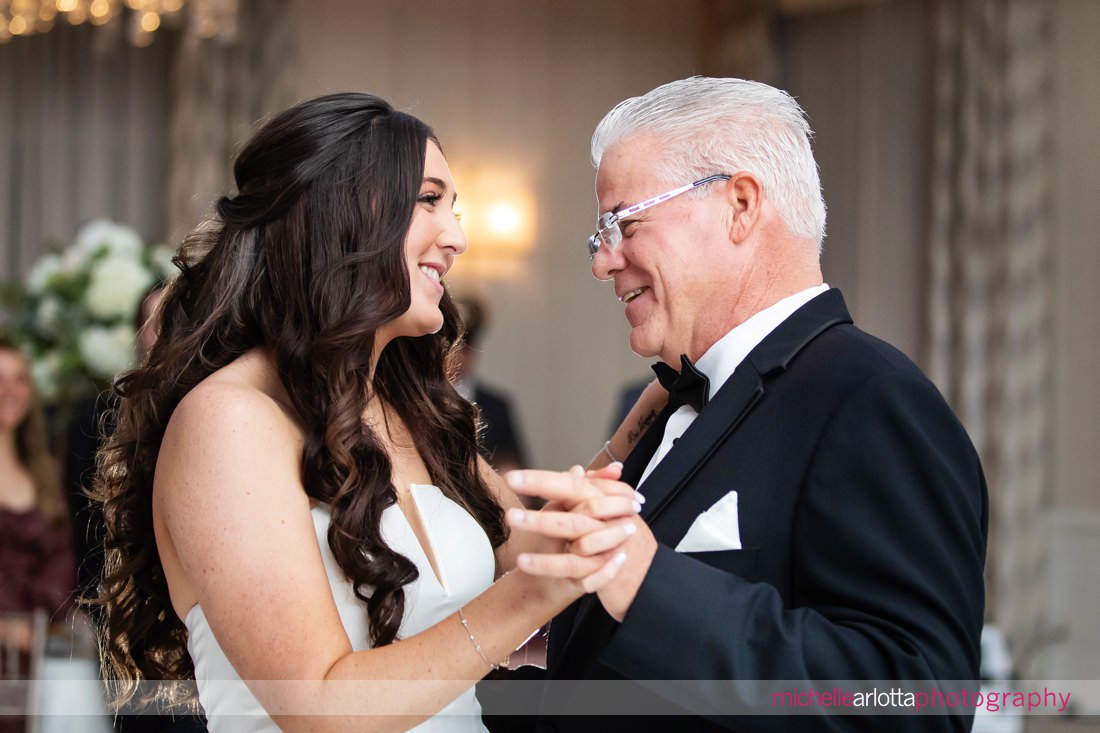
[652,354,710,413]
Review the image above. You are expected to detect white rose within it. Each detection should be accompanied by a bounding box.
[84,256,155,320]
[27,254,62,294]
[73,219,116,254]
[34,296,65,335]
[61,243,91,275]
[104,223,144,258]
[79,324,135,379]
[149,244,178,281]
[30,352,63,402]
[74,219,144,258]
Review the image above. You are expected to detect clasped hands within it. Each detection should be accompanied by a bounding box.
[505,464,657,622]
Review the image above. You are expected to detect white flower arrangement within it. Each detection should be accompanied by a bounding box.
[2,219,177,405]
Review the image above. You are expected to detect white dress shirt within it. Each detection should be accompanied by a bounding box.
[637,283,830,489]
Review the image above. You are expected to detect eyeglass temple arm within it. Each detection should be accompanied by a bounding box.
[614,181,696,220]
[614,175,731,220]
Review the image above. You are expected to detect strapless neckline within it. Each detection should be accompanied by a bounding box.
[183,483,494,732]
[184,483,475,623]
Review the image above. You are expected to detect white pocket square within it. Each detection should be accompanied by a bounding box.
[675,490,742,553]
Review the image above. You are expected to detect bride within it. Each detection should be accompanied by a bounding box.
[92,93,662,732]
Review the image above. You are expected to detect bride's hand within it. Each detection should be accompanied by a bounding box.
[505,466,642,596]
[519,463,636,514]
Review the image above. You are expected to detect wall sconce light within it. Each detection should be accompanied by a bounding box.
[486,203,523,239]
[449,165,536,282]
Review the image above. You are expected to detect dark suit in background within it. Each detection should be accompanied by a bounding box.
[455,295,530,472]
[473,382,529,471]
[608,379,647,437]
[64,395,110,599]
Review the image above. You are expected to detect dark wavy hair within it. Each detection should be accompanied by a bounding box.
[91,93,507,709]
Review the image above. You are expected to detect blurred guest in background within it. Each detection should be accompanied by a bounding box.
[135,282,168,359]
[63,281,202,733]
[0,338,75,658]
[454,296,529,473]
[65,280,168,598]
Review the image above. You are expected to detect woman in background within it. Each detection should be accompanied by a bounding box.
[0,339,75,733]
[93,93,653,733]
[0,339,75,628]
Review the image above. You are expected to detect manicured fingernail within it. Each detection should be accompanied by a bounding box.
[632,500,642,513]
[569,465,585,476]
[623,523,637,536]
[611,461,624,469]
[613,552,627,566]
[507,508,526,524]
[634,491,646,505]
[518,554,533,569]
[507,472,525,488]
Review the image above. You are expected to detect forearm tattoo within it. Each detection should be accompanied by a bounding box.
[626,409,658,447]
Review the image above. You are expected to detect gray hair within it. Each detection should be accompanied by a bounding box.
[591,77,826,249]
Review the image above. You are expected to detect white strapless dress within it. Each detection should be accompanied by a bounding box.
[184,484,496,732]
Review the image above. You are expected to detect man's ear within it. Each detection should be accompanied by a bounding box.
[724,172,763,244]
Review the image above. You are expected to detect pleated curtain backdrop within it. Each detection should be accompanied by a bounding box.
[165,0,296,246]
[0,0,295,281]
[0,23,174,279]
[927,0,1054,675]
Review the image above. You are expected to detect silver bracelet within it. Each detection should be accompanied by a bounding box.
[457,607,503,671]
[603,440,620,463]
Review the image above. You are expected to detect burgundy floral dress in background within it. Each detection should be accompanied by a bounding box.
[0,506,75,620]
[0,505,75,733]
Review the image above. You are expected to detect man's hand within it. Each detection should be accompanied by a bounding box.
[506,467,658,621]
[591,514,656,621]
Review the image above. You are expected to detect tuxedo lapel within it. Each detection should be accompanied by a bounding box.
[641,288,852,525]
[551,289,854,672]
[638,364,764,524]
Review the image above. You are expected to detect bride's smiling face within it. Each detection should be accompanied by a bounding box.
[379,141,467,343]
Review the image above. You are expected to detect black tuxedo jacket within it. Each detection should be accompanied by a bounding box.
[536,289,988,733]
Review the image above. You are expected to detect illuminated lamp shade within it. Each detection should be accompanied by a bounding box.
[447,165,536,283]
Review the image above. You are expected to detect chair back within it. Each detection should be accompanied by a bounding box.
[0,609,49,732]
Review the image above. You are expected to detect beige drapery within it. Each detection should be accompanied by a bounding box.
[0,23,173,279]
[701,0,780,85]
[165,0,296,245]
[927,0,1053,675]
[705,0,1057,673]
[0,0,295,280]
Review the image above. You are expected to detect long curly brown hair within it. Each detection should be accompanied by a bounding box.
[91,93,506,709]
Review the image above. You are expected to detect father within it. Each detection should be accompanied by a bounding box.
[508,77,988,732]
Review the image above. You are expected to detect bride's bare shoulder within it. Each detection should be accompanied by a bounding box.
[153,350,316,623]
[167,348,302,445]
